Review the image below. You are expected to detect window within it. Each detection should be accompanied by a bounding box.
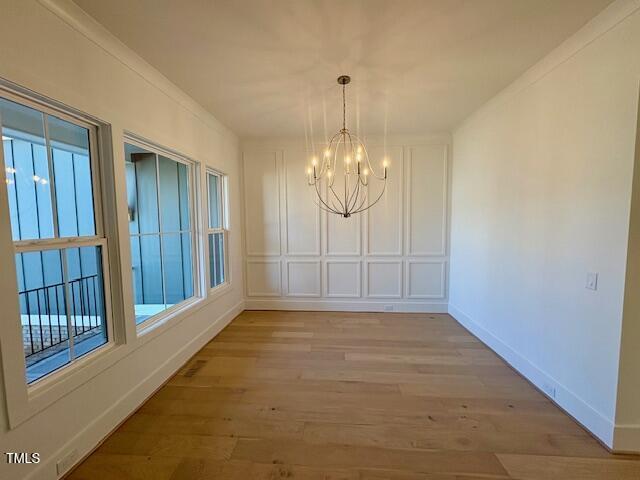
[124,140,198,326]
[1,95,110,384]
[207,170,228,289]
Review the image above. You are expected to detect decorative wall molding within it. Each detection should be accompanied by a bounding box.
[365,260,403,298]
[406,260,447,299]
[365,145,404,256]
[243,138,451,307]
[243,151,282,256]
[285,259,321,297]
[246,259,282,297]
[283,149,321,256]
[324,260,361,298]
[405,145,448,257]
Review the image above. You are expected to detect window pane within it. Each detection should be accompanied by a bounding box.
[17,246,107,384]
[1,98,53,241]
[162,233,193,307]
[125,144,159,234]
[209,232,225,288]
[208,173,221,229]
[130,234,165,324]
[158,155,190,232]
[48,115,95,237]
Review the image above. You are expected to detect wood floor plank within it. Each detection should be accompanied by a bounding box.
[67,311,639,480]
[231,438,510,476]
[497,453,640,479]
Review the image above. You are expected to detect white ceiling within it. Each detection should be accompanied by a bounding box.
[74,0,613,138]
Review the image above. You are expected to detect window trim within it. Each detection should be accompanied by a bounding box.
[123,133,203,335]
[0,80,125,427]
[206,168,230,292]
[3,90,114,384]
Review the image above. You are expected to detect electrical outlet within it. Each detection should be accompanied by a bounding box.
[383,305,394,312]
[56,449,78,476]
[586,272,598,291]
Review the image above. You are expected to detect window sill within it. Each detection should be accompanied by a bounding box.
[7,340,126,428]
[209,281,232,301]
[136,296,205,338]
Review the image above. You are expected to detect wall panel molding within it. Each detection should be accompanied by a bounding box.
[246,259,282,297]
[406,260,446,299]
[365,145,404,256]
[242,139,450,307]
[285,259,321,297]
[324,260,361,298]
[283,149,321,256]
[365,259,403,298]
[405,145,448,256]
[243,150,282,256]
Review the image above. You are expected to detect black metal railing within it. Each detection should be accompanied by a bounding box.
[19,274,102,359]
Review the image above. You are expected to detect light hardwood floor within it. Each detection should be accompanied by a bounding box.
[68,311,640,479]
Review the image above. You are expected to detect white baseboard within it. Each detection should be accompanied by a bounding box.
[245,298,449,313]
[27,300,244,480]
[448,303,616,449]
[613,424,640,453]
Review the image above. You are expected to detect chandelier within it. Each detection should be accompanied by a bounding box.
[306,75,388,218]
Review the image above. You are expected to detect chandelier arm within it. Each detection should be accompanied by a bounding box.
[312,197,341,215]
[346,174,361,213]
[346,176,358,211]
[356,138,385,179]
[314,179,342,214]
[352,183,369,213]
[328,182,345,212]
[351,179,387,214]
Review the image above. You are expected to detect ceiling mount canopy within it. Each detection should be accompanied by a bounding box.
[306,75,388,218]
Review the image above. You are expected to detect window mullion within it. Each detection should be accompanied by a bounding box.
[154,153,167,310]
[42,114,60,238]
[60,248,75,361]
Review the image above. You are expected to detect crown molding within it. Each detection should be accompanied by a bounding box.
[455,0,640,134]
[37,0,238,142]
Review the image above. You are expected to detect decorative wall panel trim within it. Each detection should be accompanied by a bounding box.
[285,260,321,297]
[365,260,403,298]
[405,260,446,299]
[324,206,362,256]
[365,146,404,256]
[242,140,450,307]
[405,145,448,257]
[246,259,282,297]
[324,260,362,298]
[283,150,321,256]
[243,151,282,256]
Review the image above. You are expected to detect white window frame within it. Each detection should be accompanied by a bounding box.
[0,81,125,427]
[206,169,230,293]
[123,134,203,336]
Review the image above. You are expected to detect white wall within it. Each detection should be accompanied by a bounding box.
[0,1,244,478]
[449,0,640,450]
[242,136,450,312]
